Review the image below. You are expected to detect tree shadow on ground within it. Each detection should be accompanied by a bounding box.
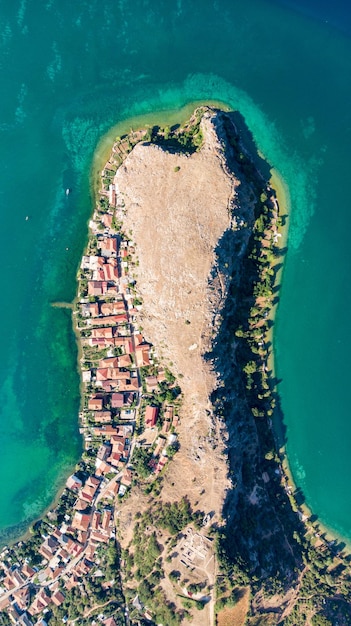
[202,110,307,593]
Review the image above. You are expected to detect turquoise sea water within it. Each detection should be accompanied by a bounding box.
[0,0,351,544]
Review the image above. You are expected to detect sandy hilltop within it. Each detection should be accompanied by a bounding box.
[115,111,240,523]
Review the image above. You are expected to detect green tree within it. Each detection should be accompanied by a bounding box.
[243,361,257,375]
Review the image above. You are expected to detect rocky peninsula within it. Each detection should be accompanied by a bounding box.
[1,107,351,626]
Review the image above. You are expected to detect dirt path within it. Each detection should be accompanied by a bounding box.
[83,599,110,618]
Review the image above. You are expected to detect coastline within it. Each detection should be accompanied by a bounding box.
[0,304,84,549]
[71,106,229,623]
[267,167,290,379]
[90,99,232,201]
[0,102,231,549]
[0,106,287,619]
[2,107,346,564]
[1,104,351,625]
[1,111,216,622]
[268,171,351,554]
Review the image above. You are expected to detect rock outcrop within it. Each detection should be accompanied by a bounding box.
[115,109,252,521]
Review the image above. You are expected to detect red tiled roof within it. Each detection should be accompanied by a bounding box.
[145,405,158,427]
[94,410,112,423]
[100,301,126,315]
[88,397,104,410]
[135,343,151,367]
[72,512,91,532]
[98,237,118,254]
[91,327,115,338]
[99,357,119,368]
[111,392,124,408]
[88,280,108,296]
[51,590,65,606]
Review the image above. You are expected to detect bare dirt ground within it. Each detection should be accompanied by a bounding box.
[116,112,236,525]
[115,111,239,625]
[216,588,250,626]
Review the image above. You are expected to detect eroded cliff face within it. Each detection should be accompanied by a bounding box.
[115,109,253,524]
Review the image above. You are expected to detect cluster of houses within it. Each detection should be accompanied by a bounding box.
[0,466,119,623]
[77,185,179,485]
[0,149,180,625]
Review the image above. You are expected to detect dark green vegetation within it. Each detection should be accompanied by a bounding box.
[48,541,125,625]
[206,112,302,588]
[139,365,181,408]
[153,497,203,535]
[116,110,351,626]
[205,112,351,625]
[0,539,126,625]
[122,498,204,625]
[144,107,205,154]
[132,446,153,479]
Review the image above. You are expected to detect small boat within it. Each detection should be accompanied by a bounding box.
[65,188,71,196]
[25,215,29,221]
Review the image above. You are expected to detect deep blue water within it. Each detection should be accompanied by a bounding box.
[0,0,351,544]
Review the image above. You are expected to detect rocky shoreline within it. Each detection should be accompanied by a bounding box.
[1,107,351,626]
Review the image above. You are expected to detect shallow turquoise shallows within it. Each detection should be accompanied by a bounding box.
[0,0,351,545]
